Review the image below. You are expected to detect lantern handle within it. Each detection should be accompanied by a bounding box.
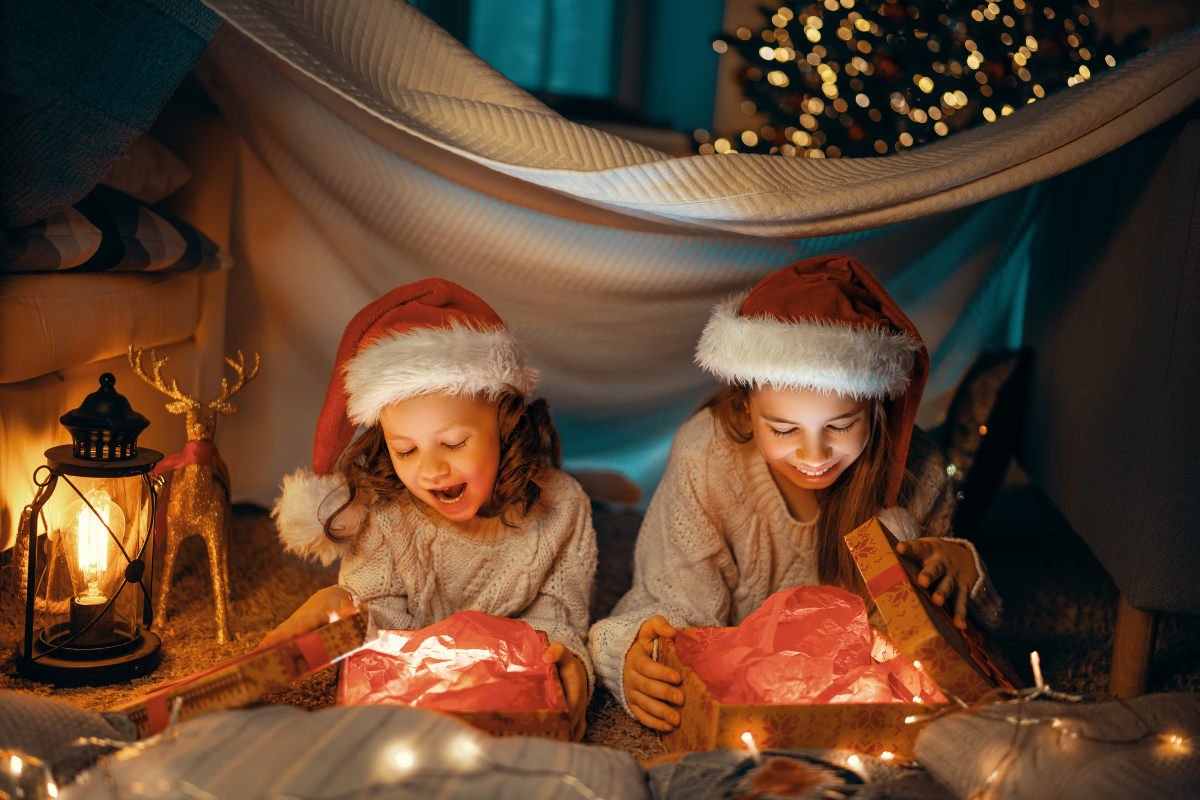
[22,471,59,662]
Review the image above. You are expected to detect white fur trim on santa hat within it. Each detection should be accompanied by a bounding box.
[344,322,539,427]
[272,468,367,566]
[695,294,921,398]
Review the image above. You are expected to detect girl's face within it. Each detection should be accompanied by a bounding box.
[747,385,871,493]
[378,392,501,522]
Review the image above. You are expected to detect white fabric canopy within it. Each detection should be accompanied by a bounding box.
[194,0,1200,504]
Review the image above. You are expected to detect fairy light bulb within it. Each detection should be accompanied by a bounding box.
[47,782,59,798]
[1030,651,1044,689]
[10,755,22,775]
[394,748,415,769]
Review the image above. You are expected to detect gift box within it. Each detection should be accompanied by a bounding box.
[661,517,1019,758]
[115,611,368,737]
[338,611,571,740]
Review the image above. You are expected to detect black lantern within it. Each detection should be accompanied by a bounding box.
[15,373,163,686]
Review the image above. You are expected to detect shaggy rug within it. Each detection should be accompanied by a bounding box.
[1,466,1197,761]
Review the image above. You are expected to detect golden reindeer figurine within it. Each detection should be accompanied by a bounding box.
[129,346,260,644]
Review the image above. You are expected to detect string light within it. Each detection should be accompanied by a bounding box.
[710,0,1129,159]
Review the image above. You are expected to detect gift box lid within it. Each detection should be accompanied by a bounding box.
[845,518,1020,704]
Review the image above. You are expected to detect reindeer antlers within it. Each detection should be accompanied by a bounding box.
[128,346,197,414]
[128,346,261,415]
[211,351,261,414]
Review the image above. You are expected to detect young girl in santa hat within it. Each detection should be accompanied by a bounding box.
[589,255,1004,733]
[261,278,596,741]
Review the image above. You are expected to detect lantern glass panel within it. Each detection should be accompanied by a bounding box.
[35,474,152,648]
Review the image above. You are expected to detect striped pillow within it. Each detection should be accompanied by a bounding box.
[2,185,228,273]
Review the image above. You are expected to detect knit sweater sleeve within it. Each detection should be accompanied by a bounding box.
[892,430,1004,629]
[337,518,420,633]
[517,473,599,694]
[588,420,737,715]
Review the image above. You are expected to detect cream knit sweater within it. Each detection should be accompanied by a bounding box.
[587,409,1003,714]
[276,469,598,691]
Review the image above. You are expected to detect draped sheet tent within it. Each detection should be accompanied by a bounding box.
[196,0,1200,505]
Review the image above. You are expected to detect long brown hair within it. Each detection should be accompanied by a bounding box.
[702,384,904,593]
[322,391,562,542]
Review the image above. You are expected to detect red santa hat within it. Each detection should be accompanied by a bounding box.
[274,278,537,564]
[312,277,539,476]
[694,255,928,505]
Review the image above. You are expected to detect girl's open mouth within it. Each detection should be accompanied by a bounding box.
[430,483,467,504]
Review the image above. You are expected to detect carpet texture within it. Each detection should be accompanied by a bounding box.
[1,469,1197,760]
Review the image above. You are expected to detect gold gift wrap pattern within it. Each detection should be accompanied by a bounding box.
[116,612,367,737]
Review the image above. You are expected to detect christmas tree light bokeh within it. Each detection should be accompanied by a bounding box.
[700,0,1147,158]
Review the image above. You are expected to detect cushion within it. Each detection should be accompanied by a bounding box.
[0,271,205,384]
[64,704,651,800]
[0,691,137,786]
[915,692,1200,800]
[2,185,228,274]
[99,133,193,204]
[646,748,957,800]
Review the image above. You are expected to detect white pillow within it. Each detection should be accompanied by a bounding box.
[99,134,192,204]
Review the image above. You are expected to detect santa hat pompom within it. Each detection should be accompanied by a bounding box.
[272,469,366,566]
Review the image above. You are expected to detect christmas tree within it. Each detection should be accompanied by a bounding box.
[704,0,1146,158]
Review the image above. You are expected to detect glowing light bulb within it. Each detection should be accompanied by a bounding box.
[904,716,918,724]
[48,782,59,798]
[11,755,23,774]
[912,661,922,670]
[880,751,894,761]
[847,754,862,770]
[61,490,125,601]
[1030,651,1044,689]
[395,748,415,769]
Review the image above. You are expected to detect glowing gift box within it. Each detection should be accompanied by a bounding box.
[115,611,368,737]
[338,611,571,740]
[660,517,1020,758]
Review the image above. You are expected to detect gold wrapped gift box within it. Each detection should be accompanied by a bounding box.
[661,518,1020,758]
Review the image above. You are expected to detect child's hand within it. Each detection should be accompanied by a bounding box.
[544,642,588,742]
[258,586,358,650]
[895,538,979,630]
[622,615,682,732]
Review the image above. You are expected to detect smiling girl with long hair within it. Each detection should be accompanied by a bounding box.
[588,255,1003,733]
